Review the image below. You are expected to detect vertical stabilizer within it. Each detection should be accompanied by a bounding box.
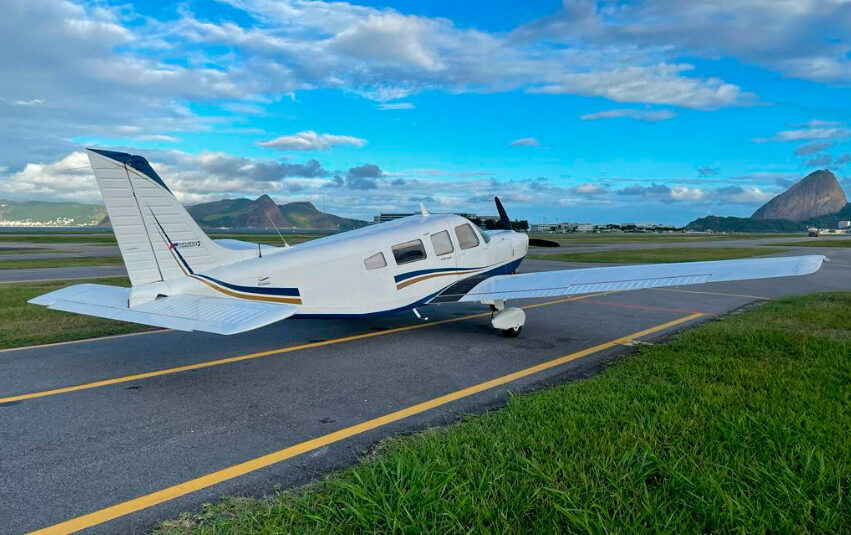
[87,148,244,286]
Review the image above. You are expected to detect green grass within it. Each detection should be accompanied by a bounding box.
[0,277,150,349]
[770,239,851,248]
[0,234,117,244]
[531,246,785,264]
[156,293,851,534]
[0,256,123,270]
[0,248,71,255]
[528,233,801,245]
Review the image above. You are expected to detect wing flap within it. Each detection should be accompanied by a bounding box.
[450,255,825,302]
[29,284,297,335]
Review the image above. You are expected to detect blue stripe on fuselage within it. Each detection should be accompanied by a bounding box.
[192,273,301,297]
[393,265,484,283]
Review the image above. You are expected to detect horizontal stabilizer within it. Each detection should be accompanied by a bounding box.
[450,255,825,302]
[29,284,297,335]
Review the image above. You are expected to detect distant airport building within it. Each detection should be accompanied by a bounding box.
[532,221,676,233]
[839,220,850,229]
[531,222,578,233]
[373,213,414,224]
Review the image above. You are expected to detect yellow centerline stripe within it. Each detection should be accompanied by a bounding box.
[25,311,704,535]
[0,294,603,405]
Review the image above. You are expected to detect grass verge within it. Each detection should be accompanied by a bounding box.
[157,292,850,534]
[770,239,851,248]
[0,277,150,349]
[531,246,785,264]
[0,234,117,244]
[0,255,123,270]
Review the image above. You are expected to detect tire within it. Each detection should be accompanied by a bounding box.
[501,326,522,337]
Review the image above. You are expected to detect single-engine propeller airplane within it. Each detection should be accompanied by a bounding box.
[31,149,826,337]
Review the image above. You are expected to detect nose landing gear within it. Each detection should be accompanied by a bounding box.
[487,300,526,337]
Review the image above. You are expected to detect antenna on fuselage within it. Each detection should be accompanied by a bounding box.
[265,210,290,248]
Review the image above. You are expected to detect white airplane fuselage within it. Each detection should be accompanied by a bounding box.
[144,213,529,317]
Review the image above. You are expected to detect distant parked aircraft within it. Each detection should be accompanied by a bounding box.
[31,149,825,337]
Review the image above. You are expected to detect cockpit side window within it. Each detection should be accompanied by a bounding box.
[392,239,427,265]
[430,230,454,256]
[364,252,387,270]
[455,223,480,250]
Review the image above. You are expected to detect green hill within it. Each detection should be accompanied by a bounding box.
[0,199,106,226]
[187,195,368,231]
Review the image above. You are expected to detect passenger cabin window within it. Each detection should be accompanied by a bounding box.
[392,239,427,265]
[455,224,480,250]
[364,252,387,270]
[430,230,454,256]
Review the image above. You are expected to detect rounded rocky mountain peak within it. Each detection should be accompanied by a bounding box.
[751,169,847,221]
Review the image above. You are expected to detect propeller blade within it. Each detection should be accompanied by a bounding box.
[528,238,560,248]
[494,196,512,230]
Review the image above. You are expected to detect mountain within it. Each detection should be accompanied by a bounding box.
[188,194,291,229]
[686,169,850,233]
[0,199,106,226]
[187,195,368,230]
[752,169,847,221]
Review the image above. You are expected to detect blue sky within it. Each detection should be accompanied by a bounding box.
[1,0,850,224]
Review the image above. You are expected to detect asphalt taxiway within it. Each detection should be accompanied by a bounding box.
[0,244,849,534]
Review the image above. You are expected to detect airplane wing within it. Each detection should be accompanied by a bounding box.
[29,284,298,335]
[432,255,825,303]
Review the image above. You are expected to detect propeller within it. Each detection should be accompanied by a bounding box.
[494,196,560,248]
[494,196,511,230]
[528,238,560,247]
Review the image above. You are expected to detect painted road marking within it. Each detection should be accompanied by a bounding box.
[0,294,604,405]
[25,312,704,535]
[650,287,771,300]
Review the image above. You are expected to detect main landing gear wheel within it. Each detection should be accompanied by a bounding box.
[488,302,526,338]
[501,325,522,337]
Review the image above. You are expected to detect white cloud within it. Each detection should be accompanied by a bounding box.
[328,13,443,71]
[1,97,44,106]
[1,149,788,222]
[0,0,764,169]
[3,151,98,202]
[580,108,676,122]
[536,64,752,110]
[508,137,541,147]
[756,121,851,142]
[258,131,367,151]
[571,183,608,195]
[515,0,851,84]
[136,134,179,142]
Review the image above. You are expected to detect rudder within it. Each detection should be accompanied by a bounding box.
[87,148,243,286]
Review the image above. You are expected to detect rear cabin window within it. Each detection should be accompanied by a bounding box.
[455,224,480,250]
[430,230,454,256]
[392,239,427,265]
[364,252,387,270]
